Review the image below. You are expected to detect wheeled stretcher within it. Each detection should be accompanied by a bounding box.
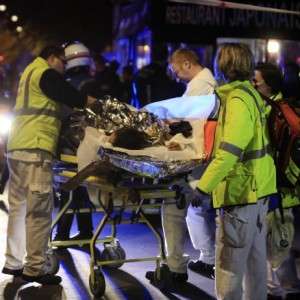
[50,94,215,296]
[50,151,199,298]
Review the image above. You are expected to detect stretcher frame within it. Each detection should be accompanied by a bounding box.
[50,154,187,297]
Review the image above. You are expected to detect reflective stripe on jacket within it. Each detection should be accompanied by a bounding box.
[197,80,277,208]
[281,186,300,208]
[281,157,300,208]
[269,92,300,208]
[7,57,61,156]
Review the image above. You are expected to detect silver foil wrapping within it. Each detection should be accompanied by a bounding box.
[65,97,201,178]
[99,148,201,178]
[85,97,168,144]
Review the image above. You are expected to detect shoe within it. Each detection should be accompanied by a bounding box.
[171,271,188,282]
[145,264,188,284]
[22,273,62,285]
[2,267,23,277]
[188,260,215,279]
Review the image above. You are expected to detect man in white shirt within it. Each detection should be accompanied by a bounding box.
[146,48,217,285]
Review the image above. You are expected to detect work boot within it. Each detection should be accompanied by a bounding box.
[2,267,23,277]
[188,260,215,279]
[145,264,188,287]
[22,273,62,285]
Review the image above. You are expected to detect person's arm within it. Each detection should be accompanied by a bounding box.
[39,69,96,108]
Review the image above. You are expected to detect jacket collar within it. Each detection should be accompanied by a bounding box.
[216,80,252,104]
[271,92,283,101]
[33,57,49,68]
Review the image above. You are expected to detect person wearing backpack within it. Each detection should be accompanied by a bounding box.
[253,62,300,300]
[193,43,276,300]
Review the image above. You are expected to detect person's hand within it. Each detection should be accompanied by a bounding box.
[191,188,210,207]
[167,141,182,151]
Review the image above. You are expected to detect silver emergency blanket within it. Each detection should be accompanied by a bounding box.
[76,95,216,180]
[85,96,168,144]
[99,147,201,178]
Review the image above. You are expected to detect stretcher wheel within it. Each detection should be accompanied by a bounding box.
[45,252,60,275]
[89,268,106,298]
[101,242,126,269]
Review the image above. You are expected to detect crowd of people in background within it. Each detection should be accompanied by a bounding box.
[1,43,300,111]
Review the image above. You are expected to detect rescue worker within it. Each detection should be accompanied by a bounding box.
[145,48,217,284]
[2,45,96,285]
[54,42,95,242]
[134,43,185,107]
[253,62,300,300]
[86,54,123,100]
[195,43,277,300]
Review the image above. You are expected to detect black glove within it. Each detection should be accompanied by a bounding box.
[191,188,210,208]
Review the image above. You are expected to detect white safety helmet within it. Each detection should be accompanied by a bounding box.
[64,41,91,70]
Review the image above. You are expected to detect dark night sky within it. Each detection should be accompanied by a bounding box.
[3,0,114,51]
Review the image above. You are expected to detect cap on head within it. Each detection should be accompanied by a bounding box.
[64,41,91,70]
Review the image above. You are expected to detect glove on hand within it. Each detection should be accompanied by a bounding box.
[191,188,210,208]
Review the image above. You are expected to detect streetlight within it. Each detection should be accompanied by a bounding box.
[16,26,23,33]
[11,15,18,22]
[267,40,280,54]
[0,4,6,12]
[266,39,280,64]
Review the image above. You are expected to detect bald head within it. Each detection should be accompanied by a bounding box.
[169,48,203,82]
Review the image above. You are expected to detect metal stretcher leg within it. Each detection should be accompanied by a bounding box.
[89,189,110,298]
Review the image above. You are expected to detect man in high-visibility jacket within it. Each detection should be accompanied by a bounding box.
[2,45,96,285]
[195,44,277,300]
[254,62,300,300]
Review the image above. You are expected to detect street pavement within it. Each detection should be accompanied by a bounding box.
[0,189,215,300]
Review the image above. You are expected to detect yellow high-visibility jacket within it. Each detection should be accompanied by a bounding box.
[197,80,277,208]
[8,57,61,156]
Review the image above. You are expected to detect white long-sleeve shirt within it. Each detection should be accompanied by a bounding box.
[183,68,217,96]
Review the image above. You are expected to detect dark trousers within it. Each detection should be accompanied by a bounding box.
[55,186,93,239]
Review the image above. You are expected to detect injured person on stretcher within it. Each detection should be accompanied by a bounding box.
[57,95,216,201]
[58,94,217,197]
[100,121,193,151]
[76,94,217,172]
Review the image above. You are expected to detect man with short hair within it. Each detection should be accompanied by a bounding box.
[254,62,300,300]
[2,45,96,285]
[146,48,217,284]
[169,48,216,96]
